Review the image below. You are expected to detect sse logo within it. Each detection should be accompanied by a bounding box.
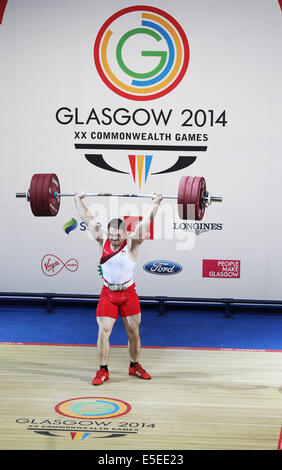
[94,5,190,100]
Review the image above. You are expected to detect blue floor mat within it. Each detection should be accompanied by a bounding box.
[1,303,282,350]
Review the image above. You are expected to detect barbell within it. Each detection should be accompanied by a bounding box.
[15,173,223,221]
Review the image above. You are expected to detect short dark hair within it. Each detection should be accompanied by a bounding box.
[107,218,126,232]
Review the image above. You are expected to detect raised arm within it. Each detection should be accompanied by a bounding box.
[129,193,162,244]
[74,192,104,244]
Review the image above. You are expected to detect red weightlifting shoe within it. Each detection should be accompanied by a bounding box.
[129,363,151,380]
[92,368,109,385]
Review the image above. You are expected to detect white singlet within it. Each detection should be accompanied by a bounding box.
[100,239,135,284]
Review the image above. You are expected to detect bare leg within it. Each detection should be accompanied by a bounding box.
[96,316,116,365]
[122,313,141,362]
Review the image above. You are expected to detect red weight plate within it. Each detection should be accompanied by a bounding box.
[29,173,60,216]
[177,176,206,220]
[30,174,44,216]
[184,176,195,220]
[41,173,60,216]
[29,174,39,216]
[35,174,46,216]
[50,174,61,216]
[41,174,51,215]
[198,177,206,220]
[177,176,189,219]
[49,174,60,216]
[178,176,197,220]
[190,177,206,221]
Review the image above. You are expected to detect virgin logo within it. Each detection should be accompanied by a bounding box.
[41,254,79,277]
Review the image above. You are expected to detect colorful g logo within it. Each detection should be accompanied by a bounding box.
[94,6,190,100]
[55,397,131,420]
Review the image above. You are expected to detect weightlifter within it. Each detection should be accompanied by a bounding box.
[74,192,163,385]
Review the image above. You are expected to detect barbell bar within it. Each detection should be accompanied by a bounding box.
[15,173,223,221]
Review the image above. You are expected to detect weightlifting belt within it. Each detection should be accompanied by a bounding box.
[104,278,134,291]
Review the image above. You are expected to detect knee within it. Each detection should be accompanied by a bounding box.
[98,323,113,339]
[100,326,111,337]
[125,323,140,337]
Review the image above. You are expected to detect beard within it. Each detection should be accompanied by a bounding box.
[110,239,123,250]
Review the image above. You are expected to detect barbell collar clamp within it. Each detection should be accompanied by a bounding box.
[16,191,30,201]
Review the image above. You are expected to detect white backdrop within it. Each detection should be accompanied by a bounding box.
[0,0,281,299]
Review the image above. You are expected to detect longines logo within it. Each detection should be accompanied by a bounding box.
[173,222,223,236]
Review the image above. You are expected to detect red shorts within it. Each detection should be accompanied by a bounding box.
[96,283,141,319]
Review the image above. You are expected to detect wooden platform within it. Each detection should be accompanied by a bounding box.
[1,343,282,450]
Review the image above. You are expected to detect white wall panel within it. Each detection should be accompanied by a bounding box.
[0,0,281,298]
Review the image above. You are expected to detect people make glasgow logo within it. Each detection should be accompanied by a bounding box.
[143,260,183,275]
[94,5,190,100]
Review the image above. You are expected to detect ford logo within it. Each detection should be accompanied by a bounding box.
[143,260,183,275]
